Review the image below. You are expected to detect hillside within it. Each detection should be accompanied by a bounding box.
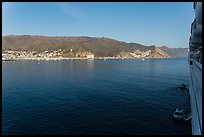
[2,35,188,58]
[159,46,188,57]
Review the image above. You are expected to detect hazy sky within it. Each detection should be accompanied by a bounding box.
[2,2,194,48]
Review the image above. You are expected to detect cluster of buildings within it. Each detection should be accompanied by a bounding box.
[128,50,151,58]
[2,48,168,61]
[2,50,61,61]
[2,49,95,61]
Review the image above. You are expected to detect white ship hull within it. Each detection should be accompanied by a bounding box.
[188,58,202,135]
[188,2,202,135]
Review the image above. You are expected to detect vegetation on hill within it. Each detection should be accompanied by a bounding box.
[2,35,188,58]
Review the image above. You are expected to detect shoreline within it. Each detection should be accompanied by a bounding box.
[2,57,177,61]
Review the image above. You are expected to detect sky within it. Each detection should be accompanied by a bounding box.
[2,2,194,48]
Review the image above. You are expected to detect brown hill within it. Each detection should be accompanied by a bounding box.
[2,35,188,58]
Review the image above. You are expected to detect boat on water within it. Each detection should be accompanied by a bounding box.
[173,108,192,122]
[188,2,202,135]
[173,108,184,120]
[178,83,188,90]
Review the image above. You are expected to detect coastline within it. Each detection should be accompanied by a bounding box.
[2,57,175,61]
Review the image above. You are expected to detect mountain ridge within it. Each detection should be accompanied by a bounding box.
[2,35,188,58]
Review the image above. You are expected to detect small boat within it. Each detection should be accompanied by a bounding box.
[178,83,188,89]
[173,108,184,120]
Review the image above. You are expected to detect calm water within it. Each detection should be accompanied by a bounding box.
[2,58,191,135]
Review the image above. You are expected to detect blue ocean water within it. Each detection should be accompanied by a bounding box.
[2,58,191,135]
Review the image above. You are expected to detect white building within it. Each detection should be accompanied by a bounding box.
[86,54,94,59]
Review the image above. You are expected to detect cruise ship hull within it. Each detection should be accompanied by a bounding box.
[189,58,202,135]
[188,2,202,135]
